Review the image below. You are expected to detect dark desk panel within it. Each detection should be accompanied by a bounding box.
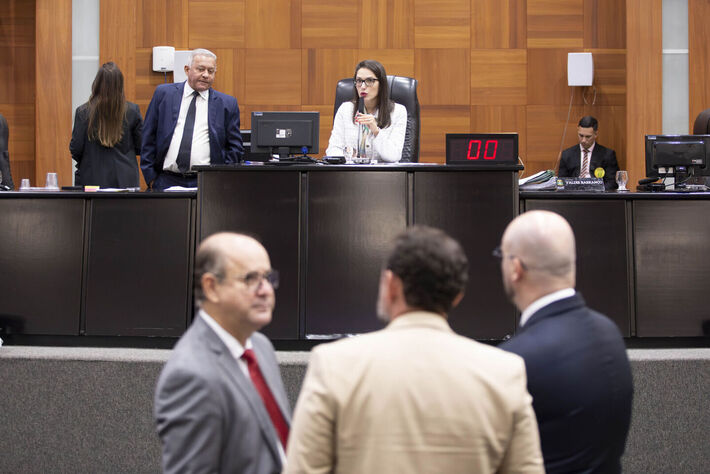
[0,198,85,335]
[414,171,518,339]
[84,198,193,336]
[634,200,710,336]
[305,171,407,336]
[199,171,300,339]
[524,198,632,336]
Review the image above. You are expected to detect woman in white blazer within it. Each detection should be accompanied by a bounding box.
[326,59,407,163]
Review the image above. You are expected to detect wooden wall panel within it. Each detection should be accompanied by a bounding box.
[470,49,527,105]
[93,0,640,168]
[356,50,415,78]
[414,0,470,48]
[305,104,334,157]
[302,49,359,105]
[137,0,189,49]
[470,105,527,163]
[584,0,625,48]
[689,0,710,131]
[415,49,470,105]
[240,104,302,130]
[626,0,661,189]
[527,0,584,48]
[1,1,36,184]
[471,0,526,49]
[420,106,470,163]
[246,0,301,49]
[35,0,71,186]
[100,0,137,100]
[188,0,245,49]
[301,1,358,49]
[360,0,414,49]
[246,49,302,105]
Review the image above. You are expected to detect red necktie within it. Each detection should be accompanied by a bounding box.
[242,348,289,448]
[582,148,590,177]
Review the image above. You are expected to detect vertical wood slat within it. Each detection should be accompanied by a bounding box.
[626,0,662,190]
[100,0,137,101]
[688,0,710,132]
[35,0,71,186]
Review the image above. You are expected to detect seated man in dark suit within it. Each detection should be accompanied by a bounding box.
[558,115,619,190]
[497,210,633,474]
[141,48,243,190]
[0,113,14,189]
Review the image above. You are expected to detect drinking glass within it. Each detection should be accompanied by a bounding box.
[45,172,59,190]
[616,170,628,191]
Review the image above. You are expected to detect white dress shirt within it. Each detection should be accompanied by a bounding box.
[519,288,576,327]
[325,101,407,163]
[163,83,211,172]
[198,309,287,464]
[578,142,595,178]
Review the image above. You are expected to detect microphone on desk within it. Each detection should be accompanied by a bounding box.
[358,97,365,115]
[356,97,365,159]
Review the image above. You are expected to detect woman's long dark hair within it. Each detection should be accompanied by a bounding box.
[88,62,126,147]
[351,59,393,129]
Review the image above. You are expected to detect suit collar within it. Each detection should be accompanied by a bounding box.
[518,292,586,332]
[387,311,453,333]
[191,317,284,462]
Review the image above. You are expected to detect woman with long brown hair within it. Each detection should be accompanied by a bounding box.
[70,62,142,187]
[325,59,406,163]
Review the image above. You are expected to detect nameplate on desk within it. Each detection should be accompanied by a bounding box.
[556,177,605,192]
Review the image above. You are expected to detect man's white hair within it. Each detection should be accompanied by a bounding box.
[189,48,217,66]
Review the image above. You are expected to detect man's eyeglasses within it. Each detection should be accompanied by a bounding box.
[223,269,279,290]
[492,246,528,271]
[354,78,378,88]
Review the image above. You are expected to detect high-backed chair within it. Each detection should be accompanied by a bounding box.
[692,108,710,135]
[0,113,13,189]
[333,75,420,162]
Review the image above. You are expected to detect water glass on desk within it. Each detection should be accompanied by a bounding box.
[45,172,59,190]
[616,170,628,191]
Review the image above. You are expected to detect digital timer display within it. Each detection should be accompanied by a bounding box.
[446,133,519,166]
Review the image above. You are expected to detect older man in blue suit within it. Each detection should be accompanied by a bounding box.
[497,210,633,474]
[141,48,243,190]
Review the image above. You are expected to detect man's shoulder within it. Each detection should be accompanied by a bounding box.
[152,82,182,98]
[210,88,237,105]
[561,144,579,157]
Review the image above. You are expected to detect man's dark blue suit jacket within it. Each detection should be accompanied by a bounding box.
[500,293,633,474]
[140,81,243,186]
[558,143,620,190]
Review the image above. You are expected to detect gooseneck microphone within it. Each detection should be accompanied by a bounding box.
[358,97,365,114]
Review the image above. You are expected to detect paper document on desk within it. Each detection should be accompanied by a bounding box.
[164,186,198,191]
[520,170,556,190]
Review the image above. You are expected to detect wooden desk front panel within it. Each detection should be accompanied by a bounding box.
[84,198,193,337]
[414,171,518,339]
[634,200,710,336]
[305,171,407,337]
[524,199,632,336]
[199,171,300,339]
[0,198,84,335]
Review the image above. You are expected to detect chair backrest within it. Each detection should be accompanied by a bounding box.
[333,75,420,162]
[693,108,710,135]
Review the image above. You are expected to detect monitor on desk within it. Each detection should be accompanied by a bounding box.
[645,135,710,178]
[251,111,319,160]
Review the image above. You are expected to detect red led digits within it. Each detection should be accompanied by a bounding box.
[467,139,498,160]
[484,140,498,160]
[467,140,481,160]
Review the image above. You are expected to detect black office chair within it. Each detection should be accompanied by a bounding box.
[0,113,13,190]
[692,108,710,135]
[333,75,420,162]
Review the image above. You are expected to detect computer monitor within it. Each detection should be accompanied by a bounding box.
[251,111,319,159]
[645,135,710,178]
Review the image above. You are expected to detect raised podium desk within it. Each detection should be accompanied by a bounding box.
[198,164,522,341]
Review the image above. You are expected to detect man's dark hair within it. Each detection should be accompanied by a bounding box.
[578,115,598,131]
[385,226,469,314]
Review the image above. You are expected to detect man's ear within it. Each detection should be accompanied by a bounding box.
[511,258,524,283]
[202,273,220,303]
[451,292,464,309]
[184,64,190,75]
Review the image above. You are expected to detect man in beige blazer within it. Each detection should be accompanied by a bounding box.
[286,226,544,474]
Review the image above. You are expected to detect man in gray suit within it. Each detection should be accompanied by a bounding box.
[154,232,290,473]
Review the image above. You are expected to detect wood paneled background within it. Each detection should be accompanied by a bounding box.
[99,0,630,179]
[2,1,708,187]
